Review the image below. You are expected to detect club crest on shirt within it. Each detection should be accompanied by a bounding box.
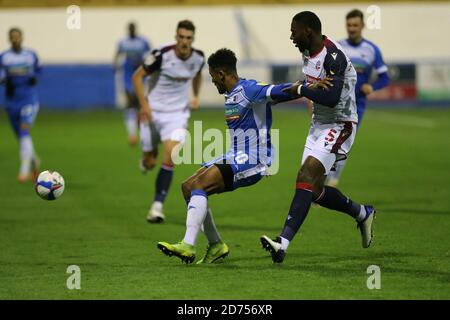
[315,60,321,70]
[225,91,244,105]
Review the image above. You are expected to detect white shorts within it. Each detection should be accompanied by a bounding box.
[140,109,190,152]
[301,121,357,175]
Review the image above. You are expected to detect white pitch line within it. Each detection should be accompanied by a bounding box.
[372,111,436,129]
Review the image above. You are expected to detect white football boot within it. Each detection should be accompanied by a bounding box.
[146,201,165,223]
[357,205,376,248]
[260,235,286,263]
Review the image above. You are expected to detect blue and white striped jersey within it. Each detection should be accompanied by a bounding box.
[338,38,388,101]
[223,78,292,166]
[117,36,151,72]
[0,48,40,103]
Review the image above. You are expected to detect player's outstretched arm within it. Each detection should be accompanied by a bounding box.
[132,66,152,122]
[248,82,301,105]
[248,81,330,106]
[269,77,334,104]
[287,51,348,108]
[297,76,343,108]
[269,83,300,103]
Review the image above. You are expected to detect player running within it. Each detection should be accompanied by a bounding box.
[0,28,41,183]
[156,48,302,264]
[132,20,203,223]
[114,22,151,146]
[326,9,390,186]
[260,11,376,263]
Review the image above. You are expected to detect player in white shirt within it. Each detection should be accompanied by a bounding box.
[133,20,204,223]
[261,11,376,263]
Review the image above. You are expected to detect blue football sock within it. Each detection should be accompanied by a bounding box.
[280,183,313,243]
[314,186,363,220]
[154,163,174,203]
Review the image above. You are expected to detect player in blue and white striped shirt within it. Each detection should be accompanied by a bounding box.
[157,48,298,264]
[339,9,389,123]
[113,22,151,145]
[0,28,41,183]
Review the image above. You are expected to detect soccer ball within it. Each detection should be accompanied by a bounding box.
[35,170,65,200]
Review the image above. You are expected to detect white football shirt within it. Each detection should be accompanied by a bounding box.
[302,36,358,123]
[143,44,204,113]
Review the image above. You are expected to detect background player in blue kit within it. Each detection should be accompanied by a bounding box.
[114,22,151,146]
[326,9,390,186]
[0,28,41,183]
[156,48,298,264]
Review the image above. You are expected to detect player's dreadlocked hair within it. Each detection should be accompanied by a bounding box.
[292,11,322,34]
[207,48,237,74]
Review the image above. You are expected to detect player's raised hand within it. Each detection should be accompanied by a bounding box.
[310,77,334,90]
[190,96,200,110]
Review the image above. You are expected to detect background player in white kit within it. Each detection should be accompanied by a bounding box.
[132,20,204,223]
[261,12,376,263]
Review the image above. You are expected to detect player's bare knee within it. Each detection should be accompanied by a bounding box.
[181,179,192,200]
[190,176,207,192]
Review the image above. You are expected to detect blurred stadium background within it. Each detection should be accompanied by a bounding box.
[1,0,449,109]
[1,1,449,300]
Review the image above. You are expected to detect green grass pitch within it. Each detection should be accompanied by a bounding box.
[0,107,449,299]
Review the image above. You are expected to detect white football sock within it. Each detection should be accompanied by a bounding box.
[280,236,290,251]
[19,135,34,175]
[202,208,221,244]
[183,191,208,246]
[151,201,163,212]
[124,108,138,137]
